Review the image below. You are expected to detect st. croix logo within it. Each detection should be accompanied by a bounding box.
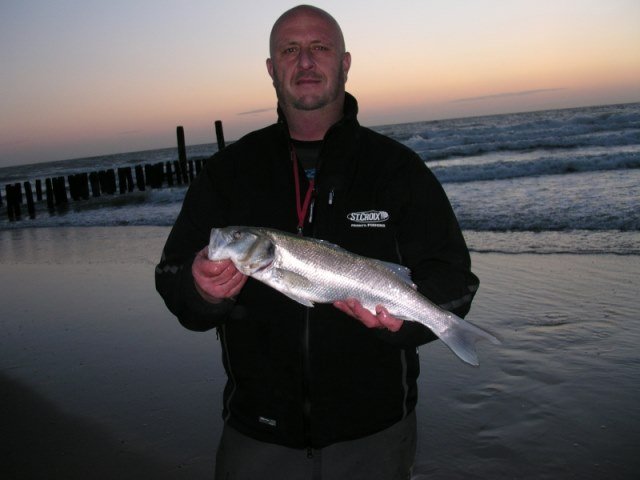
[347,210,389,228]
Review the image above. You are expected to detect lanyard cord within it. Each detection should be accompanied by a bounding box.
[291,145,315,235]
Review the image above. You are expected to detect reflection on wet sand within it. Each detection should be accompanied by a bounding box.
[1,373,176,479]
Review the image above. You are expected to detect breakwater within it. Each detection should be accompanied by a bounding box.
[2,122,225,222]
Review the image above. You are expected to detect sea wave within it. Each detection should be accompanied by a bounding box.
[382,103,640,161]
[430,147,640,183]
[446,169,640,232]
[465,230,640,255]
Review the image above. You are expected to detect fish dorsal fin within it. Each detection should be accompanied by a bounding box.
[313,238,349,253]
[313,237,416,289]
[376,260,417,290]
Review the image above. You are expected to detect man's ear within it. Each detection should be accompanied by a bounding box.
[342,52,351,81]
[266,58,274,81]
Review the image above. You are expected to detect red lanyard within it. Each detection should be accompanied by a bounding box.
[291,145,315,235]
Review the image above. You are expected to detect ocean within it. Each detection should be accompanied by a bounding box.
[1,102,639,255]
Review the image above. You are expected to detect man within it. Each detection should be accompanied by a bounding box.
[155,5,479,479]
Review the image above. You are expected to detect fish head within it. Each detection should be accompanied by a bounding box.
[208,226,275,275]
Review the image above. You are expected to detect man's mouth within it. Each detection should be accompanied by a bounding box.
[295,74,322,85]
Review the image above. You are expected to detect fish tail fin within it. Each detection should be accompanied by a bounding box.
[438,317,502,367]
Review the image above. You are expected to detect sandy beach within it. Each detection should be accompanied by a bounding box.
[1,227,638,479]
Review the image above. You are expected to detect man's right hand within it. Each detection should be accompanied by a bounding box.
[192,247,248,303]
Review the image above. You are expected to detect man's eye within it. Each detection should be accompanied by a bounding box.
[284,47,298,54]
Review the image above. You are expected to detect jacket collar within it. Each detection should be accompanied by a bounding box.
[276,92,360,138]
[275,93,361,204]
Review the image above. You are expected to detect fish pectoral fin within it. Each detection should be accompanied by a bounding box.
[272,269,315,308]
[281,292,315,308]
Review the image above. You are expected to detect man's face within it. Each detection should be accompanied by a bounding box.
[267,11,351,112]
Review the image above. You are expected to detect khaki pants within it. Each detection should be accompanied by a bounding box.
[214,411,416,480]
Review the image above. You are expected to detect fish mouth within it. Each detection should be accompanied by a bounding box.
[208,232,219,259]
[208,229,229,260]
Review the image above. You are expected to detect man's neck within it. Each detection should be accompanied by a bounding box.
[282,97,344,141]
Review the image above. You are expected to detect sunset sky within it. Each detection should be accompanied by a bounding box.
[1,0,639,167]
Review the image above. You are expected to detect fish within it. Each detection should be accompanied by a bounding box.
[208,226,500,366]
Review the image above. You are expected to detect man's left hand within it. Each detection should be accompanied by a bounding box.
[333,299,403,332]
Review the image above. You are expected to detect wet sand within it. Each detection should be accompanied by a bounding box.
[1,227,638,479]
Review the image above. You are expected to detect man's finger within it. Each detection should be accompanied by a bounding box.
[376,305,403,332]
[334,299,381,329]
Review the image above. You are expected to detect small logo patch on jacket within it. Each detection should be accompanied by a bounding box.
[258,416,277,427]
[347,210,389,228]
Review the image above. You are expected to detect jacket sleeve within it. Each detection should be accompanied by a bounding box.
[155,157,235,331]
[378,154,479,348]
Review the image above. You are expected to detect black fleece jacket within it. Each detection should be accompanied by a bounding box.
[155,93,479,448]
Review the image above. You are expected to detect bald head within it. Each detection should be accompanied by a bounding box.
[269,5,346,58]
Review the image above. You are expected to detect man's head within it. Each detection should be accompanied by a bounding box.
[267,5,351,114]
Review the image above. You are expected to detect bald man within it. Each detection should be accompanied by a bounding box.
[156,5,479,479]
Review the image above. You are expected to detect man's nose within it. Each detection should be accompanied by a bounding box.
[297,47,315,69]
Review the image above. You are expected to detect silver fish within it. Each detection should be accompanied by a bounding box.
[208,226,500,366]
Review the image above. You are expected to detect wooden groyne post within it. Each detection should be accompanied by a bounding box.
[35,180,43,201]
[24,182,36,219]
[177,126,188,184]
[5,184,21,221]
[215,120,226,150]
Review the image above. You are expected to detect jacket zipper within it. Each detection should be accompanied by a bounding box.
[300,151,332,456]
[302,307,313,456]
[301,182,322,456]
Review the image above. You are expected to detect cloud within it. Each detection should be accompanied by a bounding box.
[0,137,30,148]
[237,107,275,115]
[451,88,567,103]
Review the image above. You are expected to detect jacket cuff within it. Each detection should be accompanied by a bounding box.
[178,267,235,331]
[374,320,437,347]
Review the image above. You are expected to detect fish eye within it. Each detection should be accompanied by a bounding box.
[232,230,243,240]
